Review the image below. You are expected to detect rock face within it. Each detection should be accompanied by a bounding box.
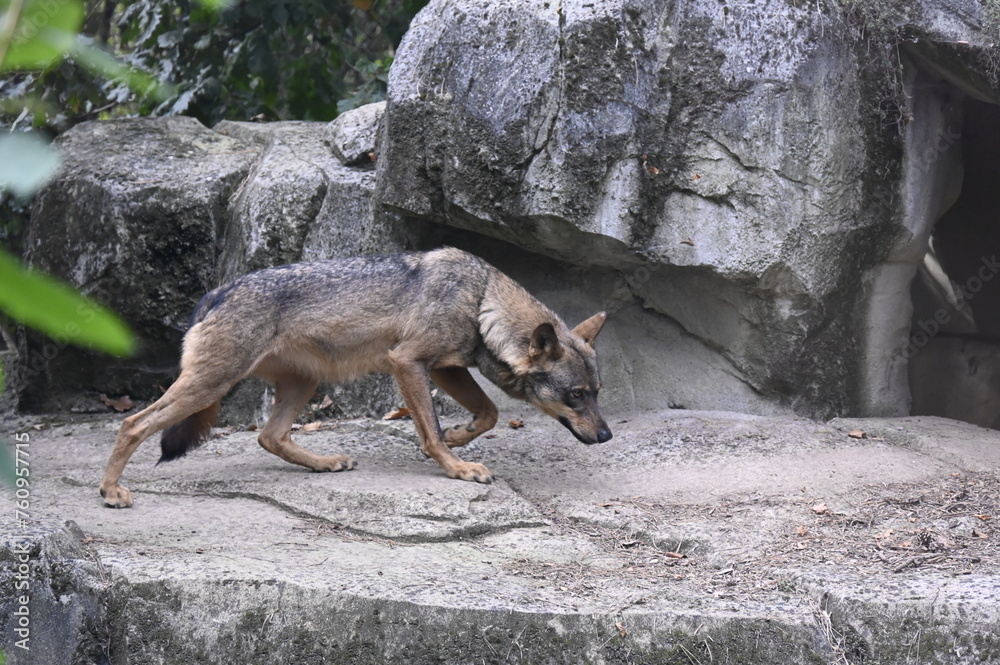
[10,0,1000,428]
[378,0,880,414]
[18,115,410,421]
[377,0,1000,422]
[21,117,256,412]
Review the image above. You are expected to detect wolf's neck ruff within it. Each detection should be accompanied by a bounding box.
[475,267,565,397]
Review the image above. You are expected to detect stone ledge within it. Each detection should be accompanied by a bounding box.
[2,409,999,663]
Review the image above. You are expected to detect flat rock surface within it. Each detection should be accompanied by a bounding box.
[3,408,1000,663]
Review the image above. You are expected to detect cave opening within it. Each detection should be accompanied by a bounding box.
[909,97,1000,428]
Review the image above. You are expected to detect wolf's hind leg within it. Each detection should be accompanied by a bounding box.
[100,371,231,508]
[257,372,356,472]
[430,367,499,448]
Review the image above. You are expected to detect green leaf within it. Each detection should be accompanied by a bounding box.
[0,0,85,71]
[195,0,233,11]
[0,131,59,198]
[0,249,135,357]
[0,439,14,489]
[70,38,173,102]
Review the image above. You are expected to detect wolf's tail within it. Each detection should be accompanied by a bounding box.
[158,401,221,464]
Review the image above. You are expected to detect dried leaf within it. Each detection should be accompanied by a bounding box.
[616,621,627,638]
[680,238,695,246]
[690,173,702,181]
[246,424,259,432]
[796,525,809,537]
[640,153,660,175]
[848,429,867,439]
[973,529,989,539]
[974,514,991,521]
[383,407,411,420]
[664,551,686,559]
[368,152,377,163]
[301,421,323,432]
[319,394,333,410]
[509,418,525,429]
[811,502,828,515]
[99,393,135,413]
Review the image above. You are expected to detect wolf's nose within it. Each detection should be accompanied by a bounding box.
[597,427,612,443]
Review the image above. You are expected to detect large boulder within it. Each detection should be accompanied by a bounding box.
[17,114,410,421]
[376,0,999,420]
[21,117,256,413]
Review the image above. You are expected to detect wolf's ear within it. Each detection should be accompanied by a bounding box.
[572,312,607,347]
[529,322,563,365]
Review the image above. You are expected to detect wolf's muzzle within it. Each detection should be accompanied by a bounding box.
[560,417,613,444]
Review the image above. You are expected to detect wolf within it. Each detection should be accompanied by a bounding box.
[99,247,611,508]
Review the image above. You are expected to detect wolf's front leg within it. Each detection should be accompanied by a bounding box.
[429,367,499,448]
[389,352,493,483]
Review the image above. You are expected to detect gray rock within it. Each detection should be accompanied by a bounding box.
[0,520,108,665]
[7,409,1000,663]
[213,121,331,282]
[16,117,414,423]
[21,117,259,411]
[212,119,409,280]
[325,101,386,166]
[377,0,892,419]
[375,0,1000,423]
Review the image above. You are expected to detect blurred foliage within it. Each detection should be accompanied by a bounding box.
[0,0,137,377]
[1,0,429,133]
[1,0,144,488]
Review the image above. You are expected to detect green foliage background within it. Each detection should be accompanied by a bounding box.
[2,0,429,133]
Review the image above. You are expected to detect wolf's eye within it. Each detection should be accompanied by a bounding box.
[570,389,584,400]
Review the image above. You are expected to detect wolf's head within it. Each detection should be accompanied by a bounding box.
[521,312,612,444]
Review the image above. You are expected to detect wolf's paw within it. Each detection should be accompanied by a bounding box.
[312,454,357,472]
[443,423,476,448]
[448,461,493,484]
[100,484,133,508]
